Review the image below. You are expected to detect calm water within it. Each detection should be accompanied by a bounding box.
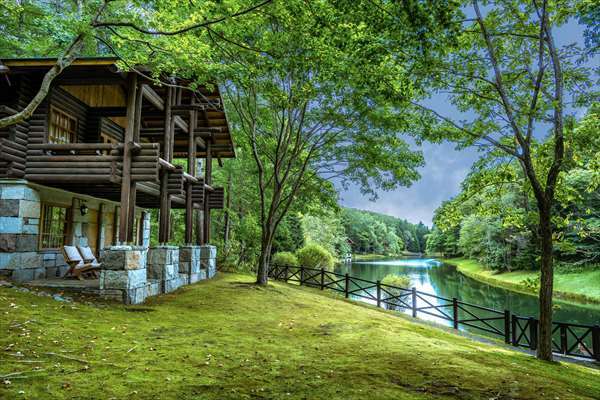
[335,258,600,334]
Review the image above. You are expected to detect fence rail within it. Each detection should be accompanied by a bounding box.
[268,264,600,362]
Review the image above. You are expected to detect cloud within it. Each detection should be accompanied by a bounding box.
[337,141,478,226]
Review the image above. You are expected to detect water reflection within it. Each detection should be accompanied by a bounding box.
[335,258,600,333]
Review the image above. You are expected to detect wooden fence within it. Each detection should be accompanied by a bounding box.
[268,264,600,362]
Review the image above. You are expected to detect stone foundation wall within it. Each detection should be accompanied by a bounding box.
[0,180,44,282]
[99,246,148,304]
[201,245,217,279]
[147,246,180,293]
[0,179,149,282]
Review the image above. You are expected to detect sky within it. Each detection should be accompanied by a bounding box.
[336,17,595,226]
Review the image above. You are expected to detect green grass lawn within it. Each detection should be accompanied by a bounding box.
[1,274,599,400]
[444,257,600,304]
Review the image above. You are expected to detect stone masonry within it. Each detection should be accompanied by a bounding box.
[147,245,180,293]
[99,246,148,304]
[200,245,217,279]
[0,180,44,282]
[179,245,205,284]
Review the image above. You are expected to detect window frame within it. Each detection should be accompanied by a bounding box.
[38,203,72,251]
[48,105,78,144]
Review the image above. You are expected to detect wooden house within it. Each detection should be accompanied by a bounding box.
[0,57,232,301]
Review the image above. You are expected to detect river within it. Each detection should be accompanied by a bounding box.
[334,258,600,337]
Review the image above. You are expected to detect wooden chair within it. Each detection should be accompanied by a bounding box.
[62,245,101,280]
[77,245,102,268]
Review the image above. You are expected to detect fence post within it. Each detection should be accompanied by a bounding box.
[284,265,289,283]
[300,266,304,286]
[411,287,417,318]
[320,268,325,290]
[504,310,511,344]
[344,273,349,298]
[560,324,568,354]
[593,325,600,362]
[511,315,518,346]
[376,281,381,308]
[452,298,459,330]
[529,317,538,351]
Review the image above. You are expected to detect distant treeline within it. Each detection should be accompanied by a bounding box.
[271,207,430,257]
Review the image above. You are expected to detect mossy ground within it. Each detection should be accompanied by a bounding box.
[1,273,599,400]
[445,257,600,305]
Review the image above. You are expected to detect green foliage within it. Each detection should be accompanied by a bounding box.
[428,105,600,272]
[341,208,429,255]
[296,244,335,270]
[381,274,410,289]
[271,252,299,267]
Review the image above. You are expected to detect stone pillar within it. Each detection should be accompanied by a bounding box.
[200,245,217,279]
[0,180,44,282]
[179,245,204,284]
[147,245,180,293]
[99,245,148,304]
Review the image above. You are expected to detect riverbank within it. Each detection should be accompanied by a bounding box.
[2,273,599,399]
[443,257,600,305]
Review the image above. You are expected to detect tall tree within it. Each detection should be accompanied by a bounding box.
[406,1,595,360]
[213,0,459,284]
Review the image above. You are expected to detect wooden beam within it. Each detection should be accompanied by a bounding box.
[141,84,165,111]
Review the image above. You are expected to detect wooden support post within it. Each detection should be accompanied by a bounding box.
[203,140,213,244]
[452,298,459,329]
[65,197,76,245]
[376,280,381,308]
[529,317,538,351]
[511,315,518,346]
[126,80,143,243]
[185,103,197,244]
[159,87,173,243]
[593,325,600,362]
[411,287,417,318]
[504,310,511,344]
[118,74,138,243]
[559,324,568,354]
[344,273,350,298]
[320,268,325,290]
[96,203,104,256]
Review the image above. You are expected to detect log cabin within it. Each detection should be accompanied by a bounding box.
[0,57,232,303]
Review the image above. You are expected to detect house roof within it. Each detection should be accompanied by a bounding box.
[1,57,235,159]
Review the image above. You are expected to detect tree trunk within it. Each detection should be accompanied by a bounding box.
[256,226,274,285]
[537,202,554,361]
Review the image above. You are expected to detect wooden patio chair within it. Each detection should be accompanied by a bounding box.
[76,245,102,268]
[62,245,101,280]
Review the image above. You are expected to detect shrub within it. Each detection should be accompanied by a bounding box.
[271,251,299,267]
[381,274,410,289]
[381,274,411,311]
[296,244,335,270]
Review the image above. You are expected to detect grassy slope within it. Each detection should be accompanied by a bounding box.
[1,274,599,400]
[444,257,600,304]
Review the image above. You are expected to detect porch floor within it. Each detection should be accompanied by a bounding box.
[26,278,100,290]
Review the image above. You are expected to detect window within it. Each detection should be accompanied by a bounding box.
[39,204,70,250]
[49,107,77,144]
[100,132,118,145]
